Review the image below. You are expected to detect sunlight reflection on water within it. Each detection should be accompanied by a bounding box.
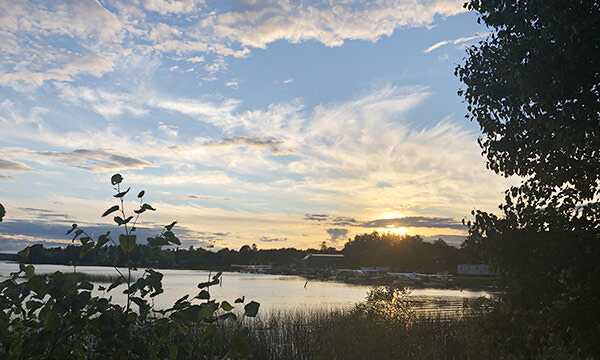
[0,262,491,312]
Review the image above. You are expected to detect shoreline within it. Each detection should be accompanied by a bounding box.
[2,260,497,292]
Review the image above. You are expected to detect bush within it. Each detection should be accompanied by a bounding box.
[0,174,259,359]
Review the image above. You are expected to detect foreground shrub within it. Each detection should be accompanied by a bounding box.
[0,174,258,359]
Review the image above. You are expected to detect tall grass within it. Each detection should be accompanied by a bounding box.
[180,288,578,360]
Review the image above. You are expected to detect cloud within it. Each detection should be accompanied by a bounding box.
[187,195,234,201]
[58,85,148,118]
[126,171,233,185]
[0,0,468,88]
[209,0,466,48]
[361,216,465,230]
[305,213,464,231]
[304,214,358,226]
[17,207,70,220]
[0,0,121,87]
[141,0,202,15]
[188,136,294,155]
[0,158,34,172]
[423,32,491,53]
[304,214,330,221]
[11,149,153,172]
[0,52,115,87]
[260,236,287,243]
[0,218,176,252]
[226,80,239,89]
[153,98,242,129]
[186,56,205,63]
[326,228,348,243]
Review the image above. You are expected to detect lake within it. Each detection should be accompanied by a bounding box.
[0,261,491,313]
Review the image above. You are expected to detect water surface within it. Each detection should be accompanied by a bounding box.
[0,262,489,312]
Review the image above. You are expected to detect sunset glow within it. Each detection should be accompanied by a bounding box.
[0,0,514,252]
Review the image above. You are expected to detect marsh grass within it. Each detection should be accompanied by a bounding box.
[181,287,560,360]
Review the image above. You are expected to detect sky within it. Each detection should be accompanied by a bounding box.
[0,0,514,252]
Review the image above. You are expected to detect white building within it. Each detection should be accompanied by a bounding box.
[457,264,497,276]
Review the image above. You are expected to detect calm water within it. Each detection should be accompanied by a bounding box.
[0,261,490,313]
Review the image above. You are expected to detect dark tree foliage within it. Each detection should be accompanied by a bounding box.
[343,232,461,272]
[457,0,600,356]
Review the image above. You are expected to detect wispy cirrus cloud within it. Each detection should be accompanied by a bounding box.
[187,195,234,201]
[10,149,153,172]
[172,136,294,155]
[423,32,492,53]
[0,158,35,172]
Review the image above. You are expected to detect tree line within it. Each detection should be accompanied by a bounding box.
[15,231,474,273]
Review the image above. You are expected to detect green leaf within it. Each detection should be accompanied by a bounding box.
[79,242,94,259]
[72,228,83,241]
[137,190,145,198]
[198,304,216,320]
[168,345,178,360]
[165,221,177,231]
[96,232,110,248]
[23,265,34,278]
[175,294,189,304]
[219,312,237,321]
[66,223,77,235]
[114,216,133,226]
[26,299,44,312]
[164,231,180,245]
[107,277,125,292]
[0,203,5,222]
[231,330,251,356]
[197,279,219,289]
[111,173,123,185]
[79,236,91,245]
[196,290,210,300]
[119,234,136,253]
[79,281,93,291]
[114,187,131,198]
[234,296,245,303]
[221,301,234,311]
[44,311,60,332]
[201,325,217,340]
[244,301,260,317]
[176,305,202,323]
[147,236,169,247]
[102,205,120,217]
[142,203,156,211]
[25,276,47,294]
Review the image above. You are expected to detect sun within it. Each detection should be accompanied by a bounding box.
[382,227,407,236]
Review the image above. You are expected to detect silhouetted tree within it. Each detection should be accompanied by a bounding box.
[457,0,600,356]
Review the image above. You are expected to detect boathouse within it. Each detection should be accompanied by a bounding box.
[302,253,345,268]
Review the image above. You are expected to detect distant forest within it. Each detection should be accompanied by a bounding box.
[14,232,475,273]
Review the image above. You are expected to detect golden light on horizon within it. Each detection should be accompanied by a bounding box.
[382,227,407,236]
